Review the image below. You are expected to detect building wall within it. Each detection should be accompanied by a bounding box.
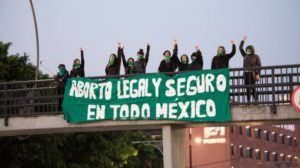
[185,124,300,168]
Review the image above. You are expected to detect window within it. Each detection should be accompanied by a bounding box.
[231,144,234,155]
[287,155,292,162]
[264,151,270,161]
[239,127,243,135]
[280,134,285,144]
[245,126,251,137]
[246,147,253,158]
[294,138,298,147]
[239,145,243,157]
[280,153,285,161]
[255,149,261,160]
[287,136,293,146]
[230,126,234,133]
[272,132,277,143]
[264,131,269,141]
[272,152,278,162]
[254,128,261,139]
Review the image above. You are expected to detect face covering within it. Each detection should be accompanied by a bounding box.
[109,56,115,66]
[137,54,144,60]
[181,57,187,64]
[218,50,225,56]
[164,56,171,63]
[58,67,66,76]
[128,61,134,67]
[73,64,80,69]
[192,56,197,62]
[246,49,252,55]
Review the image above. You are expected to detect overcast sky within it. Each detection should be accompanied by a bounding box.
[1,0,300,76]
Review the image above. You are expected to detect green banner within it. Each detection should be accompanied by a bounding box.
[63,69,231,123]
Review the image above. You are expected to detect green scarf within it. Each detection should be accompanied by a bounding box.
[217,51,225,56]
[58,67,66,76]
[128,62,134,67]
[73,64,80,69]
[192,56,197,63]
[137,55,144,60]
[164,56,171,63]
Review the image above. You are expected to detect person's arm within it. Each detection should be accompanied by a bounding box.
[117,44,122,66]
[255,55,262,75]
[227,41,236,59]
[145,43,150,64]
[196,45,203,69]
[119,43,127,68]
[80,48,84,69]
[239,36,247,57]
[172,40,178,58]
[211,57,215,69]
[158,61,164,73]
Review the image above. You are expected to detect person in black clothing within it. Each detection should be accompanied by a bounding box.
[54,64,69,111]
[158,40,178,73]
[177,54,190,72]
[131,43,150,74]
[211,40,236,69]
[239,36,262,102]
[105,43,122,76]
[70,48,85,77]
[119,43,135,75]
[189,45,203,71]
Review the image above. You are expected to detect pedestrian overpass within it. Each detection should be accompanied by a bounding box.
[1,64,300,168]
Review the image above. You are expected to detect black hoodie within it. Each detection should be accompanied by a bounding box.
[239,40,261,74]
[70,50,85,77]
[132,45,150,74]
[189,49,203,70]
[105,47,122,76]
[211,44,236,69]
[158,44,178,73]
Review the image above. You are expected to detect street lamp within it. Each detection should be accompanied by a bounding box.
[29,0,40,80]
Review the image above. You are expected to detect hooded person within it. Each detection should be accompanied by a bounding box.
[176,54,190,72]
[239,36,262,102]
[54,64,69,111]
[189,45,203,71]
[211,41,236,69]
[131,43,150,74]
[70,48,85,77]
[119,43,135,74]
[105,44,122,76]
[158,40,178,73]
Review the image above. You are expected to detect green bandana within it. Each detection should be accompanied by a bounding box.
[181,60,187,64]
[164,56,171,63]
[246,49,252,55]
[218,51,225,56]
[137,55,144,60]
[58,67,66,76]
[192,56,197,62]
[108,57,115,66]
[128,62,134,67]
[73,64,80,69]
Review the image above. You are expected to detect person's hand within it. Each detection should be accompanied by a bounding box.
[242,36,247,41]
[230,40,235,44]
[195,45,200,50]
[118,42,123,49]
[80,47,83,51]
[173,39,177,47]
[147,42,150,46]
[256,74,260,81]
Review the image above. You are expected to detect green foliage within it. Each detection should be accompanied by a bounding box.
[0,41,162,168]
[0,41,49,82]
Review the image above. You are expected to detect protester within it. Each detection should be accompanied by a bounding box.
[131,43,150,74]
[105,44,122,76]
[158,40,178,73]
[189,45,203,70]
[54,64,69,111]
[70,48,85,77]
[211,40,236,69]
[177,54,190,71]
[239,36,262,102]
[119,43,134,75]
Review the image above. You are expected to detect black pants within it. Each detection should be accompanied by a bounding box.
[244,72,257,101]
[57,83,65,111]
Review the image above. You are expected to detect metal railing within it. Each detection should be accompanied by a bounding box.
[0,64,300,119]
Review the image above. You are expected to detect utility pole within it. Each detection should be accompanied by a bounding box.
[29,0,40,80]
